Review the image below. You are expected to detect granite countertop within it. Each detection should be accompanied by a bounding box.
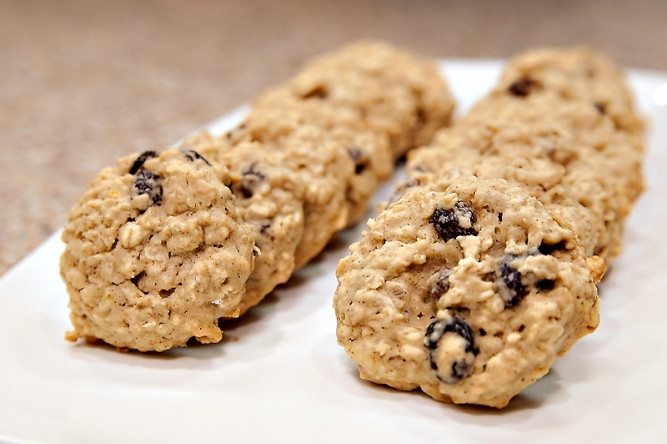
[1,0,666,276]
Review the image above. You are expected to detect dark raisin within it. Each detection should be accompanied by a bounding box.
[159,288,176,298]
[537,279,556,291]
[430,268,451,300]
[238,184,253,198]
[182,150,211,166]
[415,107,426,128]
[498,212,503,222]
[425,318,474,352]
[129,150,158,174]
[234,163,265,199]
[260,223,271,234]
[387,178,421,206]
[429,202,477,241]
[403,178,420,188]
[498,255,528,307]
[450,359,472,382]
[538,240,567,255]
[348,147,368,174]
[479,328,487,336]
[302,84,328,99]
[508,76,539,97]
[242,163,265,179]
[594,101,606,114]
[424,317,476,384]
[134,170,163,205]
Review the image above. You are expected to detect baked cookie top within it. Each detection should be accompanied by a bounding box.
[282,40,455,157]
[483,46,644,137]
[334,176,599,408]
[407,73,644,262]
[180,131,307,315]
[233,92,394,225]
[60,148,255,351]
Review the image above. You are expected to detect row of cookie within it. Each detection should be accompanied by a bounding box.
[333,47,644,408]
[408,47,644,263]
[60,42,455,352]
[180,42,454,315]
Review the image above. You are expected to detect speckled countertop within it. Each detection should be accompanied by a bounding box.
[1,0,666,276]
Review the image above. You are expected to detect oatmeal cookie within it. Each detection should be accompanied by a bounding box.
[180,132,307,315]
[334,177,599,408]
[286,41,454,157]
[336,47,642,407]
[60,149,255,351]
[231,93,393,225]
[484,46,644,137]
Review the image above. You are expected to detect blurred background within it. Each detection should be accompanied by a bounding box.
[1,0,666,275]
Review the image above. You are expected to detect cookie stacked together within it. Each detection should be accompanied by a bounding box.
[60,42,455,352]
[334,48,644,407]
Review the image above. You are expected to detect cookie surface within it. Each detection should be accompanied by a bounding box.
[234,91,393,225]
[60,149,255,351]
[334,177,599,408]
[180,132,307,315]
[407,115,641,260]
[287,41,454,157]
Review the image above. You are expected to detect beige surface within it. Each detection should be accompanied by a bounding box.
[1,0,666,276]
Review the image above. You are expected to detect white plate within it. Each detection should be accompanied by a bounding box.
[1,60,666,444]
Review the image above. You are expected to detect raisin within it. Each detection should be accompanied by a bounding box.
[424,317,476,384]
[347,147,368,174]
[429,202,477,241]
[159,288,175,298]
[387,178,420,206]
[537,279,556,291]
[134,170,163,205]
[538,240,567,255]
[182,150,211,166]
[498,255,528,307]
[430,268,451,300]
[301,84,329,99]
[594,101,606,114]
[234,163,265,199]
[129,150,158,174]
[508,76,539,97]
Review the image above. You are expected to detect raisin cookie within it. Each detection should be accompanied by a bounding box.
[334,176,600,408]
[286,40,454,157]
[231,92,393,225]
[336,47,641,406]
[273,125,356,269]
[180,132,307,315]
[61,149,255,351]
[482,46,644,137]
